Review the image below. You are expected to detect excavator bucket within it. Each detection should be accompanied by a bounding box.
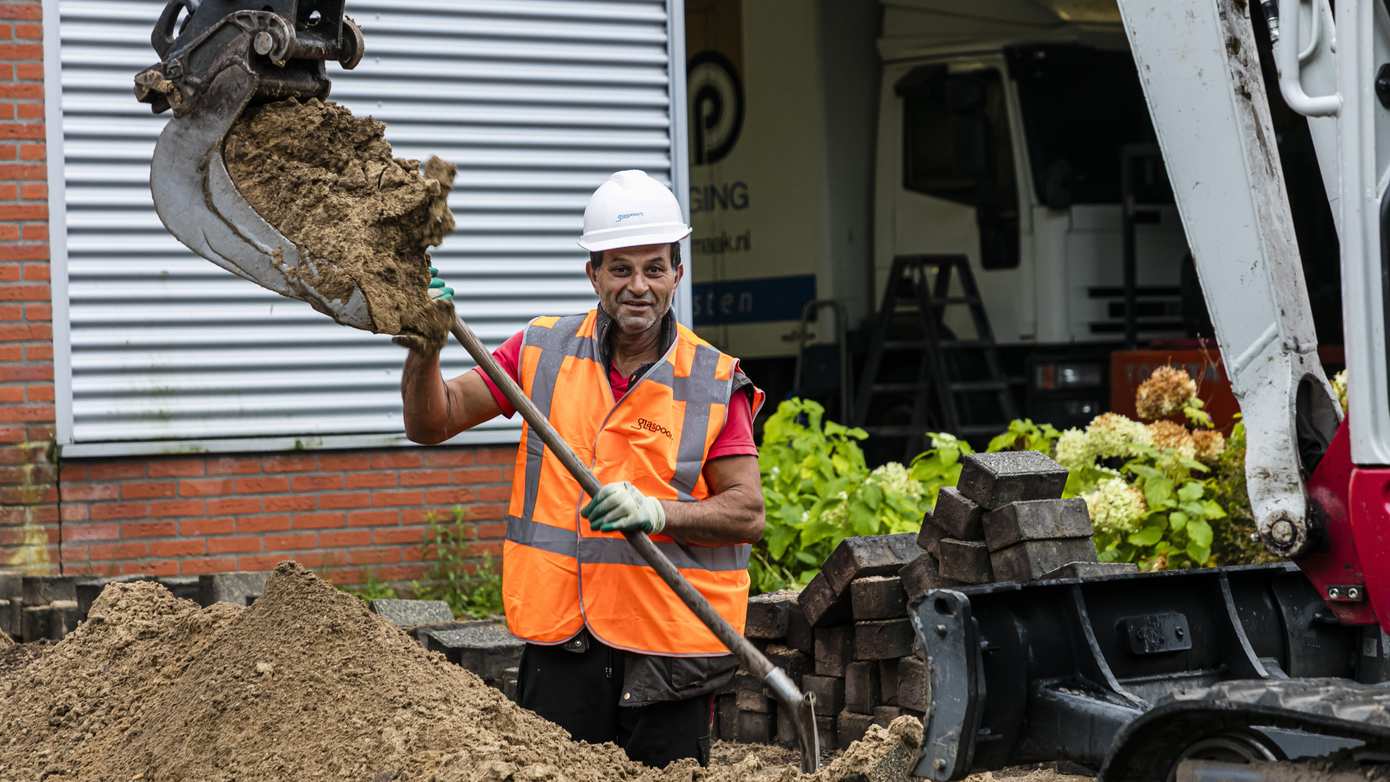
[134,0,371,329]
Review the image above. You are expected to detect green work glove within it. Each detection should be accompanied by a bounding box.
[427,266,454,302]
[582,481,667,534]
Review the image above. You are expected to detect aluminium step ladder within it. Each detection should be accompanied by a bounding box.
[853,254,1017,460]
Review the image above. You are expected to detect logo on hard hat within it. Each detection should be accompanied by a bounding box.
[616,212,645,222]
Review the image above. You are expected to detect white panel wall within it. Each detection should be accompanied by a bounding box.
[51,0,684,453]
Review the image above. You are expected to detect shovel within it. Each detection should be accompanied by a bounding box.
[134,3,819,770]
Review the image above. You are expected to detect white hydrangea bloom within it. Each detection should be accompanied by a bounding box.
[1055,428,1091,470]
[1083,477,1148,534]
[1086,413,1153,459]
[868,462,923,499]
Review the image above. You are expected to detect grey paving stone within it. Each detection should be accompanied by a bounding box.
[982,497,1093,551]
[737,711,774,743]
[956,451,1069,509]
[798,571,850,628]
[899,554,964,604]
[897,654,930,712]
[746,591,796,639]
[800,673,845,715]
[198,571,268,607]
[844,660,880,714]
[369,598,454,628]
[22,575,75,606]
[931,488,984,540]
[1041,561,1139,579]
[813,624,853,676]
[991,538,1099,582]
[854,619,914,660]
[937,538,993,584]
[878,658,899,706]
[849,576,906,621]
[837,709,875,747]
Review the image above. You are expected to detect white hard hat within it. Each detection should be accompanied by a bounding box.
[578,170,692,252]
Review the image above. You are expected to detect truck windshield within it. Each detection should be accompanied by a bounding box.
[1007,44,1160,206]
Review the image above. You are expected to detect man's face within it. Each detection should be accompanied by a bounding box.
[587,244,684,336]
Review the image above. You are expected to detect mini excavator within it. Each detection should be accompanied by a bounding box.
[909,1,1390,780]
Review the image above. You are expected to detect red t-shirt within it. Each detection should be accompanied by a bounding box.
[474,330,758,460]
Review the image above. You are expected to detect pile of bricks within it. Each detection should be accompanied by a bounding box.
[912,451,1108,587]
[717,450,1127,750]
[0,570,267,642]
[717,533,924,748]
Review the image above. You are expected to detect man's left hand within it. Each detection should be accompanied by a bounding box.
[582,481,667,534]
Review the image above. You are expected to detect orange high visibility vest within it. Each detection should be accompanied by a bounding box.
[501,309,764,656]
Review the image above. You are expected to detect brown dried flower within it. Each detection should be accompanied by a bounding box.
[1135,366,1198,421]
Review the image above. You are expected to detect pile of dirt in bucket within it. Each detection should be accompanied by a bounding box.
[0,563,931,782]
[224,98,456,348]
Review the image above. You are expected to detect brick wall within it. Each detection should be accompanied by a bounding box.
[0,2,517,586]
[58,446,513,583]
[0,0,57,575]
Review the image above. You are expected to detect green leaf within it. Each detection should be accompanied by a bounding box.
[1128,463,1162,479]
[862,483,884,510]
[1177,482,1204,502]
[1185,539,1211,565]
[1128,523,1166,547]
[1145,477,1175,508]
[1187,518,1214,549]
[1169,510,1188,531]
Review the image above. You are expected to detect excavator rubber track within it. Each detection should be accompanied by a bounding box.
[1104,678,1390,780]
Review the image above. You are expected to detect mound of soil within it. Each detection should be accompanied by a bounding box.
[224,98,456,346]
[0,563,930,782]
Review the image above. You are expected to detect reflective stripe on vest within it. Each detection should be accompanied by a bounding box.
[500,309,758,655]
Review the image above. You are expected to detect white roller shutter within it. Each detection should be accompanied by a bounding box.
[49,0,689,456]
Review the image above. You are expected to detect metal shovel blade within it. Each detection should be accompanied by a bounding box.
[149,58,373,331]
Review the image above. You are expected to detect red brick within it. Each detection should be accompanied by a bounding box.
[207,456,261,475]
[0,387,23,404]
[13,24,39,41]
[347,547,402,565]
[85,461,147,480]
[61,522,119,542]
[25,385,51,403]
[148,458,205,478]
[0,403,52,421]
[24,343,50,361]
[149,499,205,518]
[372,490,422,507]
[0,84,40,100]
[0,363,50,382]
[58,503,87,522]
[19,182,44,199]
[85,541,149,561]
[0,43,41,60]
[234,475,289,494]
[0,322,49,341]
[238,554,291,571]
[291,473,342,491]
[89,502,149,521]
[119,560,180,577]
[0,7,42,21]
[319,453,373,471]
[263,494,315,512]
[348,509,399,527]
[420,449,478,467]
[120,480,176,500]
[262,454,318,473]
[236,515,291,533]
[264,532,318,551]
[122,520,177,538]
[400,469,451,487]
[454,466,510,484]
[179,556,240,576]
[180,517,235,536]
[207,535,263,554]
[0,204,44,221]
[318,492,370,510]
[370,452,423,470]
[21,263,47,281]
[292,511,346,530]
[373,526,429,545]
[345,472,397,489]
[472,522,506,539]
[425,488,472,505]
[320,529,372,548]
[0,303,19,320]
[372,564,431,582]
[179,477,232,497]
[149,538,206,557]
[206,497,261,515]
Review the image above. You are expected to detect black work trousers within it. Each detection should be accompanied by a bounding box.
[516,636,713,768]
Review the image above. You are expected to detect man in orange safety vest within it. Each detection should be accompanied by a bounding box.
[400,170,765,767]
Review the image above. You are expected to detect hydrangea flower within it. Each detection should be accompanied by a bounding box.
[1331,369,1348,414]
[1086,413,1152,459]
[1136,366,1198,421]
[869,462,923,499]
[1148,420,1197,461]
[1054,428,1091,471]
[1192,429,1226,463]
[1083,477,1148,534]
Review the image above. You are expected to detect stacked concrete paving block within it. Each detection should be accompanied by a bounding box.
[420,619,524,698]
[715,534,926,749]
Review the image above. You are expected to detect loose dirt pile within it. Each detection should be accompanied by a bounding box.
[0,563,929,782]
[224,98,456,346]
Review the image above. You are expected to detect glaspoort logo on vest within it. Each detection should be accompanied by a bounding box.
[633,417,673,439]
